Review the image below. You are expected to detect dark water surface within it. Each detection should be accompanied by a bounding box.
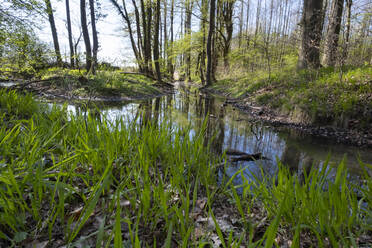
[62,82,371,183]
[2,81,371,182]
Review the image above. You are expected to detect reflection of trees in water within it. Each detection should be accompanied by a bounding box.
[138,99,152,127]
[153,98,161,125]
[212,105,225,155]
[281,135,314,183]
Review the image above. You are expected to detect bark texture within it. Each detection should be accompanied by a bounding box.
[206,0,216,86]
[323,0,344,66]
[89,0,99,74]
[80,0,92,72]
[65,0,74,67]
[154,0,162,82]
[45,0,62,66]
[298,0,324,69]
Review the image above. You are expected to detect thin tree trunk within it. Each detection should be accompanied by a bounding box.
[206,0,216,86]
[323,0,344,67]
[185,0,193,81]
[89,0,98,74]
[163,0,167,62]
[245,0,250,46]
[238,0,244,48]
[253,1,261,48]
[80,0,92,72]
[130,0,144,71]
[110,0,144,72]
[154,0,162,82]
[65,0,74,68]
[167,0,174,78]
[139,0,151,75]
[199,0,208,84]
[45,0,62,66]
[146,1,152,74]
[342,0,352,61]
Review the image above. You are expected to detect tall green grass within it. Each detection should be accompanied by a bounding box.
[0,90,370,247]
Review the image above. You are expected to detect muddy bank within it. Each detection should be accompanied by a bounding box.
[205,88,372,148]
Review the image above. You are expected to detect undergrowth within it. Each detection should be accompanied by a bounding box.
[36,68,161,99]
[0,89,371,247]
[214,58,372,127]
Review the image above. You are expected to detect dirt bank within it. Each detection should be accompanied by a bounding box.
[205,88,372,148]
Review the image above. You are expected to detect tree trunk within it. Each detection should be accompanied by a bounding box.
[206,0,216,86]
[199,0,208,84]
[110,0,142,70]
[45,0,62,66]
[222,0,235,70]
[65,0,74,68]
[163,0,167,63]
[89,0,98,74]
[80,0,92,72]
[154,0,162,82]
[253,0,261,48]
[297,0,324,70]
[323,0,344,67]
[146,1,153,75]
[184,0,193,81]
[130,0,144,71]
[342,0,352,61]
[167,0,174,78]
[238,0,244,48]
[245,0,250,50]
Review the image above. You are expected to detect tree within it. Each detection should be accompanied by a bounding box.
[167,0,175,78]
[80,0,92,72]
[110,0,142,71]
[184,0,194,81]
[144,0,153,75]
[298,0,324,69]
[65,0,74,67]
[89,0,98,74]
[219,0,235,70]
[154,0,162,82]
[323,0,344,66]
[342,0,352,61]
[44,0,62,66]
[206,0,216,86]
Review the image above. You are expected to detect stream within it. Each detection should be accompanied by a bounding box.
[63,82,371,184]
[2,81,372,183]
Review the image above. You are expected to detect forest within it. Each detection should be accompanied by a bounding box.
[0,0,372,247]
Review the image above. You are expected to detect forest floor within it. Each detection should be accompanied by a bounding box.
[0,89,371,247]
[0,68,173,102]
[209,65,372,147]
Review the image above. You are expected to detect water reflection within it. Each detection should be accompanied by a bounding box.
[61,82,371,182]
[0,81,17,87]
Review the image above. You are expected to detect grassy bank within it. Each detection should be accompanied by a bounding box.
[0,90,371,247]
[1,67,166,100]
[213,62,372,129]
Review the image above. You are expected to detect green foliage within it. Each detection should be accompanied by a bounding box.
[214,62,372,127]
[0,22,51,79]
[33,68,161,99]
[0,89,42,118]
[0,90,370,247]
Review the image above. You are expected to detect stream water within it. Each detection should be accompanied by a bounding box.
[62,82,371,183]
[2,81,371,183]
